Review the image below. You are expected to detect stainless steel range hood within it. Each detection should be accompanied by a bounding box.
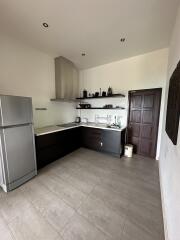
[51,56,79,102]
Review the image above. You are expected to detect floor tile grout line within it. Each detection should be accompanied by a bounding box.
[30,197,74,238]
[60,181,100,237]
[70,210,114,240]
[61,152,160,186]
[74,182,128,240]
[0,210,17,240]
[37,151,161,234]
[36,169,102,217]
[2,185,111,240]
[75,180,99,212]
[18,182,77,239]
[39,157,108,192]
[119,200,132,240]
[1,188,40,225]
[48,167,98,195]
[31,176,79,211]
[5,196,62,240]
[59,150,124,174]
[0,149,164,240]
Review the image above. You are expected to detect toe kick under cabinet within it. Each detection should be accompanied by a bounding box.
[35,127,125,169]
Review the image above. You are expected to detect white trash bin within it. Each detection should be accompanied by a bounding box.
[124,144,133,158]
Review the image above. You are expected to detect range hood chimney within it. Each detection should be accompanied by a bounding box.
[51,56,79,102]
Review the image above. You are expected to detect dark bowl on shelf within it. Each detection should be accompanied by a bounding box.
[103,104,113,109]
[95,92,99,97]
[102,91,106,97]
[79,103,91,109]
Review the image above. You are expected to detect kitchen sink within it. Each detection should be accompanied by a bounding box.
[57,123,79,128]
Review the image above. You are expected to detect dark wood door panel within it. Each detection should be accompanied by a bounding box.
[142,110,153,124]
[132,95,143,108]
[139,139,152,156]
[130,137,139,153]
[128,124,140,137]
[143,94,154,108]
[141,125,153,139]
[128,88,161,158]
[130,110,141,123]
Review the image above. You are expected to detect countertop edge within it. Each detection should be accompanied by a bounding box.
[35,124,126,136]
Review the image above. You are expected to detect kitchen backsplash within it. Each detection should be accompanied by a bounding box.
[33,99,77,128]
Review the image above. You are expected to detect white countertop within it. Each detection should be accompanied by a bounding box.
[35,122,126,136]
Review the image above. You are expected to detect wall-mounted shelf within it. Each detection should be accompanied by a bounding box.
[51,98,77,103]
[76,93,125,100]
[76,107,125,110]
[35,108,47,111]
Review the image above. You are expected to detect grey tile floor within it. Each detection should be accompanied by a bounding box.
[0,148,164,240]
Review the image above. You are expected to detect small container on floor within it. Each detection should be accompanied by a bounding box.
[124,144,133,157]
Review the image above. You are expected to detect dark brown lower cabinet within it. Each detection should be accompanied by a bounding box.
[81,127,102,151]
[102,129,125,156]
[36,145,60,169]
[35,127,81,169]
[81,127,125,157]
[35,126,126,169]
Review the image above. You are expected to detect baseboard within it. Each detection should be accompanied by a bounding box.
[159,161,169,240]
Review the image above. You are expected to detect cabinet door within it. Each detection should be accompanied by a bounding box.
[63,128,81,153]
[57,130,68,156]
[81,127,102,151]
[102,130,121,155]
[35,132,60,169]
[36,128,81,169]
[36,145,60,169]
[35,132,59,150]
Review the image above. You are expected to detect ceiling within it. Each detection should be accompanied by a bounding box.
[0,0,179,69]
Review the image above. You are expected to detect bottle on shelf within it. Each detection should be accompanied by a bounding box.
[107,86,113,96]
[83,89,87,98]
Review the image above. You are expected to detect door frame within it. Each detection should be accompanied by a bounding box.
[127,88,162,158]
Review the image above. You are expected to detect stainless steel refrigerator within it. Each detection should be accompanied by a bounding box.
[0,95,37,192]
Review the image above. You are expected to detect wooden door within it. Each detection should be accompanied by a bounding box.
[128,88,161,158]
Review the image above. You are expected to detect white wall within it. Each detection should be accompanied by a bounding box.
[159,4,180,240]
[0,34,76,128]
[79,48,168,159]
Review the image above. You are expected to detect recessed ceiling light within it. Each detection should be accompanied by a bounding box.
[120,38,125,42]
[42,22,49,28]
[81,53,86,56]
